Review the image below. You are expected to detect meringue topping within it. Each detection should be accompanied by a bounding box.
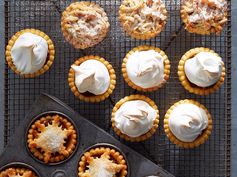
[126,50,165,89]
[114,100,157,137]
[184,52,223,87]
[71,59,110,95]
[168,103,208,142]
[11,32,48,74]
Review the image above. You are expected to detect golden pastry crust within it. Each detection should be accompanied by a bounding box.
[61,1,110,49]
[122,45,170,92]
[68,55,116,102]
[78,146,127,177]
[164,99,212,148]
[0,167,37,177]
[180,0,228,35]
[111,94,159,142]
[5,29,55,78]
[27,114,77,163]
[178,47,225,95]
[119,0,168,39]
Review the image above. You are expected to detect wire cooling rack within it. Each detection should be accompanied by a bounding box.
[4,0,231,176]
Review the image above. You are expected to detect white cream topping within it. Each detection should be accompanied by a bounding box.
[168,103,208,142]
[114,100,157,137]
[71,60,110,95]
[11,33,48,74]
[184,52,223,87]
[126,50,165,89]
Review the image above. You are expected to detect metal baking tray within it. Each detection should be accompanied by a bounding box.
[4,0,231,176]
[0,93,174,177]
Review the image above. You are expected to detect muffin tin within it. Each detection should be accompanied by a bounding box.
[0,93,174,177]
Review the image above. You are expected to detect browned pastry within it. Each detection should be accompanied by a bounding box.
[78,147,127,177]
[119,0,168,39]
[181,0,228,35]
[61,1,110,49]
[0,167,37,177]
[27,114,77,163]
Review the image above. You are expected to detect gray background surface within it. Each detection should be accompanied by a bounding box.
[0,0,236,176]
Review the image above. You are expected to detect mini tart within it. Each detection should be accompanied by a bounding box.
[164,99,212,148]
[0,167,37,177]
[78,146,127,177]
[61,1,110,49]
[111,95,159,142]
[180,0,228,35]
[5,29,55,78]
[27,114,77,164]
[122,45,170,92]
[119,0,168,40]
[68,55,116,102]
[178,47,225,95]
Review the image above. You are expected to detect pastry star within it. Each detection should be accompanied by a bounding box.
[28,115,73,163]
[81,149,126,177]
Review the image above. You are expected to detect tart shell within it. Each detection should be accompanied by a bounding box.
[122,45,170,92]
[178,47,225,95]
[78,144,128,177]
[27,112,77,164]
[5,28,55,78]
[164,99,213,148]
[111,94,159,142]
[68,55,116,102]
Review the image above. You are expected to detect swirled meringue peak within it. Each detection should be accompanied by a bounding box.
[184,52,223,87]
[71,59,110,95]
[11,32,48,74]
[126,50,165,89]
[168,103,208,142]
[114,100,157,137]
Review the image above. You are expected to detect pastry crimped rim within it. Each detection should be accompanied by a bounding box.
[119,0,168,40]
[180,0,228,35]
[61,1,110,49]
[111,94,159,142]
[27,114,77,164]
[5,28,55,78]
[78,146,128,177]
[68,55,116,102]
[178,47,225,95]
[164,99,212,148]
[0,167,37,177]
[122,45,170,92]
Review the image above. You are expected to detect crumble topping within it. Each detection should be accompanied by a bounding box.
[120,0,167,35]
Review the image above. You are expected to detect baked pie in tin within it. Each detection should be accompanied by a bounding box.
[27,113,77,164]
